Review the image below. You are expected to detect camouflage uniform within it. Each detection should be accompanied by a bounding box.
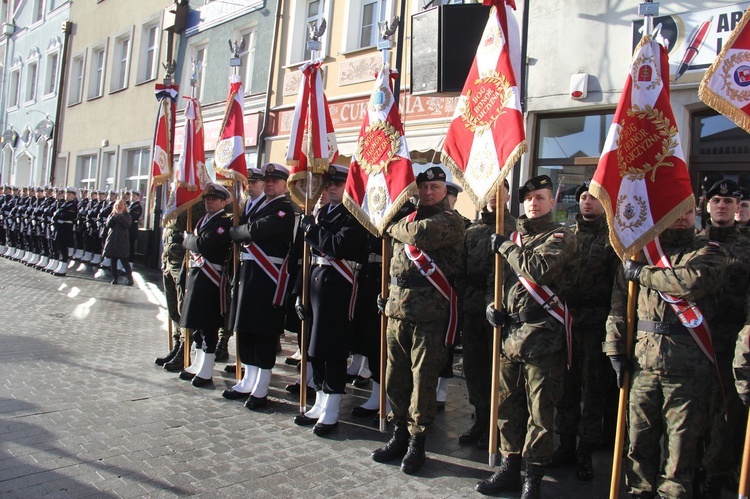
[162,211,188,343]
[454,207,515,432]
[701,222,750,479]
[733,291,750,398]
[490,210,578,464]
[555,213,619,446]
[604,227,726,498]
[383,196,464,436]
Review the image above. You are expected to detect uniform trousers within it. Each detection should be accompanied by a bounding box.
[702,352,744,475]
[192,329,218,354]
[462,312,493,418]
[240,334,277,369]
[385,317,449,436]
[311,357,347,394]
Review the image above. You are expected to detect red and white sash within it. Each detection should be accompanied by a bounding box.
[190,252,228,313]
[313,254,359,320]
[244,242,290,307]
[511,231,574,366]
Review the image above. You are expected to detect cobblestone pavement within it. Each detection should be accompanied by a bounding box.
[0,257,633,498]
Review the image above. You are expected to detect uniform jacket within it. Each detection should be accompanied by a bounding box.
[103,212,131,259]
[384,196,465,323]
[53,199,78,246]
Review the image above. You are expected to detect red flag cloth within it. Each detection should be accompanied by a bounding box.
[441,0,526,209]
[343,65,415,237]
[699,8,750,133]
[163,97,210,223]
[214,74,248,185]
[589,35,693,261]
[286,61,339,206]
[150,83,179,189]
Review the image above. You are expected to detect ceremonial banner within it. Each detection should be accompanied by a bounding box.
[164,97,210,223]
[214,74,248,185]
[699,7,750,133]
[286,61,339,206]
[441,0,526,209]
[343,65,415,237]
[590,35,693,261]
[150,83,179,189]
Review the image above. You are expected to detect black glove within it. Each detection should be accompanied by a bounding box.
[390,201,416,224]
[623,260,646,282]
[740,392,750,408]
[485,305,506,328]
[171,232,184,244]
[300,215,315,232]
[490,233,510,254]
[609,354,632,388]
[295,296,310,321]
[376,294,387,314]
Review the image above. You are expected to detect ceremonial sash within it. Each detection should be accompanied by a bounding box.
[402,213,458,346]
[510,231,573,366]
[311,254,359,320]
[244,242,289,307]
[190,252,228,313]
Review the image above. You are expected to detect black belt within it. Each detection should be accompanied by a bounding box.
[506,308,549,325]
[390,274,431,288]
[637,320,688,336]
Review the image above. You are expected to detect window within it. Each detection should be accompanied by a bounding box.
[25,61,38,102]
[32,0,44,23]
[239,29,257,92]
[124,148,150,207]
[137,21,160,83]
[88,45,106,99]
[78,154,98,191]
[8,68,20,108]
[43,51,59,95]
[102,151,116,189]
[360,0,386,48]
[111,32,131,92]
[68,53,85,105]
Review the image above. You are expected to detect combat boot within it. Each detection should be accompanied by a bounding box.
[400,434,426,474]
[520,464,544,499]
[459,408,489,445]
[155,340,182,366]
[372,424,410,463]
[575,441,594,481]
[214,336,229,362]
[547,433,576,468]
[475,453,522,495]
[163,343,185,372]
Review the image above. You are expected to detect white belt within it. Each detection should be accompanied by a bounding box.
[240,251,285,265]
[311,255,359,268]
[57,220,73,224]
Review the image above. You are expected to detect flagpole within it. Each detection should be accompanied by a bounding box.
[488,186,505,467]
[163,62,176,353]
[740,417,750,498]
[184,207,193,370]
[229,41,244,382]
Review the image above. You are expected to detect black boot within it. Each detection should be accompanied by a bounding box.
[520,463,544,499]
[575,441,594,481]
[400,434,426,474]
[110,266,119,284]
[459,408,489,445]
[155,340,182,366]
[125,272,133,286]
[703,474,725,499]
[163,343,185,372]
[475,454,522,495]
[547,433,576,468]
[215,336,229,362]
[372,424,410,463]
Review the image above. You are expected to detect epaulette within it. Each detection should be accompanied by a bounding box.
[445,210,454,215]
[553,232,565,239]
[707,240,721,248]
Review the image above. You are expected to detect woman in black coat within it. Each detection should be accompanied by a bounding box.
[103,199,133,285]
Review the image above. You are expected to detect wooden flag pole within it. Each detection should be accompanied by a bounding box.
[183,208,193,368]
[609,276,637,499]
[379,236,390,433]
[232,179,241,381]
[488,186,505,467]
[739,414,750,498]
[299,173,312,413]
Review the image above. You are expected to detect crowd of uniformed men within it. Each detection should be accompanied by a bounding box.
[0,184,142,280]
[7,164,750,498]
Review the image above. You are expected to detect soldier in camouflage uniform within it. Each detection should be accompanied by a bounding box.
[697,180,750,497]
[371,166,464,475]
[548,180,619,481]
[454,179,515,448]
[604,205,726,499]
[732,291,750,404]
[476,175,579,498]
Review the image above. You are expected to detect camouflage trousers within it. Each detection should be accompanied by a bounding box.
[461,311,493,419]
[385,317,449,436]
[162,268,184,341]
[626,368,710,498]
[554,325,615,445]
[702,353,744,476]
[498,350,565,465]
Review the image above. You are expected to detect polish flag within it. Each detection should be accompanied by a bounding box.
[214,74,248,185]
[150,83,178,189]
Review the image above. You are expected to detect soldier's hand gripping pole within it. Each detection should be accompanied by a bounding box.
[609,263,638,499]
[379,236,390,433]
[488,186,505,467]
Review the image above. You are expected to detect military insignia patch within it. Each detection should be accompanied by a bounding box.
[217,227,225,234]
[277,211,286,218]
[719,182,728,195]
[426,169,435,179]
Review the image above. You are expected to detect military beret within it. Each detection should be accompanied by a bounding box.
[416,166,446,184]
[247,167,264,181]
[327,164,349,183]
[261,162,290,181]
[519,175,553,198]
[741,188,750,202]
[575,179,592,203]
[446,181,463,197]
[706,179,742,200]
[202,182,231,200]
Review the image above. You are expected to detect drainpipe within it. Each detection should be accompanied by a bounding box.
[49,20,72,186]
[255,0,283,168]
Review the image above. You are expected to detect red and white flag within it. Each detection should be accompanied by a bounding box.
[163,97,210,223]
[343,65,415,237]
[214,74,248,185]
[150,83,179,189]
[286,61,339,206]
[699,7,750,133]
[441,0,526,209]
[590,35,693,261]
